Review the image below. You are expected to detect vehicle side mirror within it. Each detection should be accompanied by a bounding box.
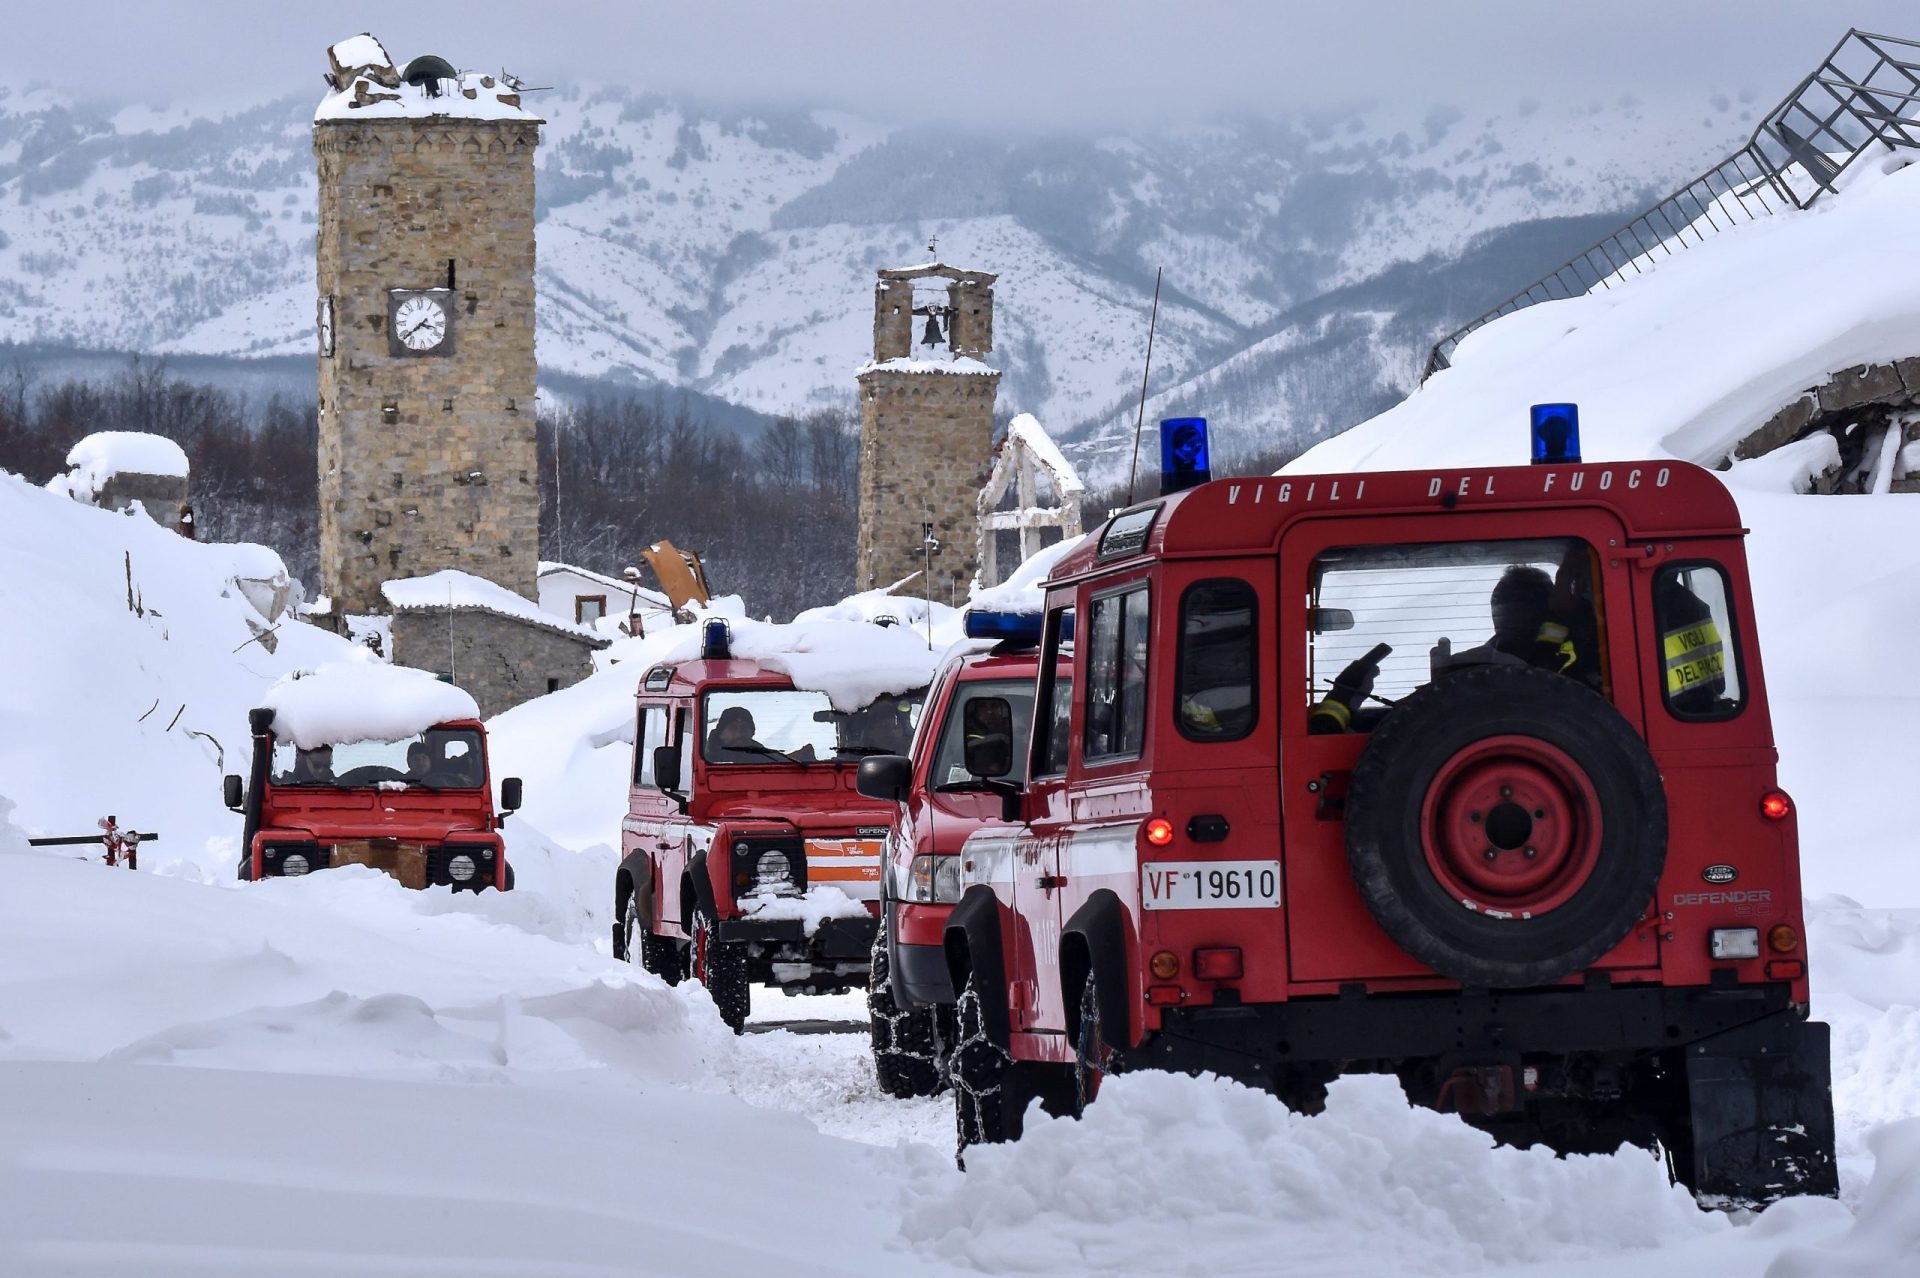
[962,697,1015,780]
[652,745,682,790]
[500,777,523,813]
[856,754,912,803]
[223,774,243,811]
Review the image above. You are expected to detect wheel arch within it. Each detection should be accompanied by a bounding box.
[943,885,1010,1047]
[1062,889,1133,1052]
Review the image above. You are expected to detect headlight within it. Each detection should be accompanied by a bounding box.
[907,854,962,904]
[281,852,310,877]
[448,853,476,883]
[754,849,794,894]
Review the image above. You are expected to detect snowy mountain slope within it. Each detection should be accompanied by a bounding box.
[0,80,1750,450]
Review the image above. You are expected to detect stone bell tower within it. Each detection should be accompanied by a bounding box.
[855,258,1001,593]
[313,34,542,617]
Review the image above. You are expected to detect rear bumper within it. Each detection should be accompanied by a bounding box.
[1143,982,1801,1084]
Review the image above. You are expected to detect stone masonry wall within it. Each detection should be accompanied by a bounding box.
[1731,356,1920,493]
[390,609,599,719]
[856,369,999,592]
[315,119,540,617]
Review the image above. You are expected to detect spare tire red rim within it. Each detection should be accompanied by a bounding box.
[1420,734,1603,918]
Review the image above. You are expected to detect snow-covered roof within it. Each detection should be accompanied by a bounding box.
[537,561,670,609]
[381,570,605,645]
[46,431,190,505]
[1002,413,1085,495]
[315,34,540,125]
[261,659,481,749]
[855,356,998,377]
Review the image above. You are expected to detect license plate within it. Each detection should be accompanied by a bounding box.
[1141,860,1281,910]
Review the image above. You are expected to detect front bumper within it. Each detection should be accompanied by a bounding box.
[717,912,877,960]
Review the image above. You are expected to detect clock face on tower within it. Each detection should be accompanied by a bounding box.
[387,289,455,358]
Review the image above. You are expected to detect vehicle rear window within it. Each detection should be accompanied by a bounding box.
[1654,562,1744,721]
[1177,579,1257,741]
[1306,538,1606,726]
[1085,585,1149,762]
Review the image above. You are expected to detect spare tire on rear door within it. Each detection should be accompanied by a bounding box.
[1345,663,1665,989]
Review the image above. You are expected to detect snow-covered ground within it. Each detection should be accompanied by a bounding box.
[6,137,1920,1278]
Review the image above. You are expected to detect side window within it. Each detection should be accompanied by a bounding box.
[1178,579,1257,741]
[1305,538,1606,731]
[1085,585,1149,761]
[634,706,669,787]
[1654,563,1744,720]
[1033,607,1076,777]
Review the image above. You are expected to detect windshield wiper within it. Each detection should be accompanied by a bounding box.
[832,744,892,757]
[730,744,805,764]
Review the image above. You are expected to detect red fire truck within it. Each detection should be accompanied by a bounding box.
[227,707,520,890]
[611,622,925,1033]
[859,636,1047,1096]
[940,454,1838,1205]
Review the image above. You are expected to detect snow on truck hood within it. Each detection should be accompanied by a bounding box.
[261,659,481,750]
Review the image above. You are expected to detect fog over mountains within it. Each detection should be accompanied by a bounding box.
[0,80,1754,473]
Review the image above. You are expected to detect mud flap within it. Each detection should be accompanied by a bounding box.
[1684,1014,1838,1205]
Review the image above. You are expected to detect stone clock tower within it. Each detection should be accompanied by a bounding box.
[313,34,542,617]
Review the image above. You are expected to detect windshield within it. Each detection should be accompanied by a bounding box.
[271,727,485,789]
[929,678,1038,789]
[701,688,926,765]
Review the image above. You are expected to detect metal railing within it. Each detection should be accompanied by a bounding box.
[1422,29,1920,381]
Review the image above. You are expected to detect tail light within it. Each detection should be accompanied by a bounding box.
[1149,950,1180,979]
[1143,818,1175,847]
[1194,947,1243,980]
[1759,789,1793,821]
[1146,985,1183,1006]
[1768,924,1800,954]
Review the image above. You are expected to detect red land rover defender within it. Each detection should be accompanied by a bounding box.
[226,707,520,890]
[941,459,1838,1205]
[612,625,926,1033]
[859,634,1046,1097]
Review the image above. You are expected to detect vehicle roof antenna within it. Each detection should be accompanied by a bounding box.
[1124,267,1163,508]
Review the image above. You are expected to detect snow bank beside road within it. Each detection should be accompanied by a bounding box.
[907,1072,1722,1275]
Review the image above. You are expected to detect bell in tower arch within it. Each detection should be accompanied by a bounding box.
[920,311,945,348]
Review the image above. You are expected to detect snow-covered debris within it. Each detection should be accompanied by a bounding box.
[970,533,1086,615]
[47,430,189,502]
[382,568,603,642]
[1003,412,1084,498]
[261,659,482,749]
[316,34,540,124]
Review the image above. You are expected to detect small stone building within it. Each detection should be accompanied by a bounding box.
[50,431,192,535]
[383,570,605,719]
[536,561,674,633]
[855,260,1001,594]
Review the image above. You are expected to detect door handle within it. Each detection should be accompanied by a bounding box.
[1038,874,1065,891]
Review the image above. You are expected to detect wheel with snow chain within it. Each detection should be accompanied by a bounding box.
[1345,663,1666,989]
[693,907,750,1033]
[868,928,946,1098]
[951,970,1018,1156]
[621,891,685,985]
[1073,971,1118,1117]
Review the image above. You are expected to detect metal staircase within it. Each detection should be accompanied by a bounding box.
[1422,29,1920,381]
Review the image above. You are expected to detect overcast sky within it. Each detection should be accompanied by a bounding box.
[8,2,1916,128]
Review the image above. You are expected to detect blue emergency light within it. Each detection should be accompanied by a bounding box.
[963,609,1043,646]
[1160,416,1212,495]
[1530,403,1582,465]
[701,618,732,660]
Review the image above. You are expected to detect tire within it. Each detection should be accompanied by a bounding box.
[502,863,515,892]
[693,907,750,1034]
[868,928,946,1099]
[951,969,1018,1156]
[1345,664,1666,988]
[1073,970,1118,1117]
